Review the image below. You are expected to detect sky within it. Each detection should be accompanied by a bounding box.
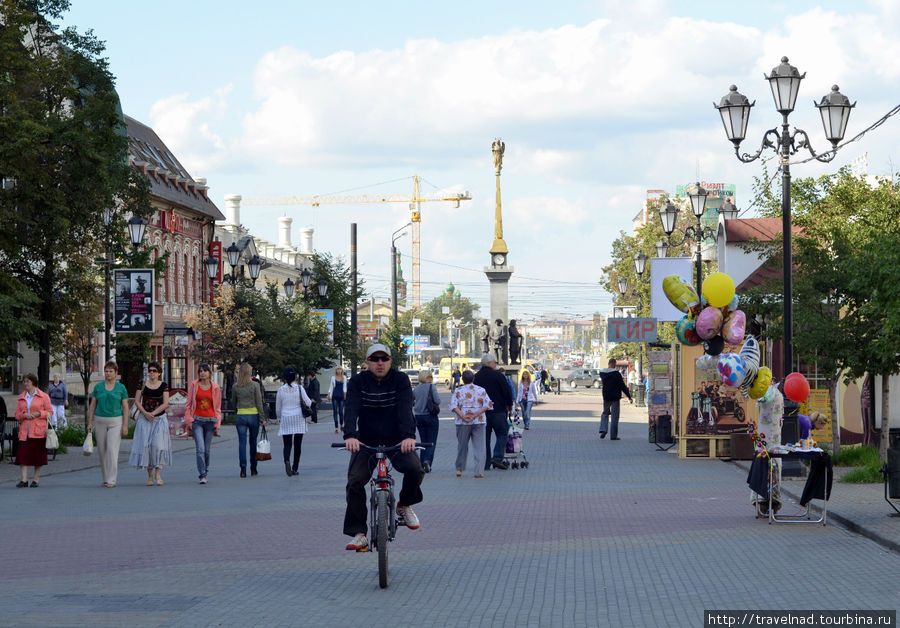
[61,0,900,322]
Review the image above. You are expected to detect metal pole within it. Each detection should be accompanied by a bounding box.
[391,243,398,322]
[104,242,111,362]
[781,116,792,375]
[695,216,704,298]
[350,223,358,374]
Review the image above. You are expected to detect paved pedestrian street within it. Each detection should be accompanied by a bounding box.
[1,394,897,627]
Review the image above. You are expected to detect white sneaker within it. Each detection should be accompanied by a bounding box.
[345,533,368,551]
[397,505,420,530]
[199,477,207,484]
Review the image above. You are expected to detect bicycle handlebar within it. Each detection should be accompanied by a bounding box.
[331,442,433,451]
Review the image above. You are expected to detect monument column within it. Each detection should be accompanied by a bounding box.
[485,139,513,324]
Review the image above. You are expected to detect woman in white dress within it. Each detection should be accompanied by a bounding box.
[276,367,312,477]
[129,361,172,485]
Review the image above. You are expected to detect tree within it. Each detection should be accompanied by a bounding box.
[183,285,262,386]
[62,279,103,423]
[234,282,332,379]
[310,252,365,365]
[0,0,153,387]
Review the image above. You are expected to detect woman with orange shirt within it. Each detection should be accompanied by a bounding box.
[184,363,222,484]
[14,374,53,487]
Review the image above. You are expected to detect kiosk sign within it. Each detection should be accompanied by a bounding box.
[114,269,154,333]
[607,318,657,343]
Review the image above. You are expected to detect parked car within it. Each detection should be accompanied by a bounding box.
[400,368,419,386]
[565,368,602,389]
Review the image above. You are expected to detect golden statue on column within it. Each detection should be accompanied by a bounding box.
[490,139,508,256]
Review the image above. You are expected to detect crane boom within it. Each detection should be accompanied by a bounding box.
[243,176,471,308]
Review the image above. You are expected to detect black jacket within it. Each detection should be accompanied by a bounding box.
[473,366,513,412]
[305,376,320,404]
[343,369,415,446]
[598,368,632,402]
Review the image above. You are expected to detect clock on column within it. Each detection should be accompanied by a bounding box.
[492,253,506,267]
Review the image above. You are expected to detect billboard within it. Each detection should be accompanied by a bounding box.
[114,269,154,333]
[401,335,430,355]
[650,257,694,322]
[311,309,334,343]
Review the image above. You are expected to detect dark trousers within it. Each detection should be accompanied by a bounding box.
[343,449,424,536]
[308,403,318,424]
[484,410,509,469]
[599,398,621,439]
[415,414,439,466]
[282,434,303,471]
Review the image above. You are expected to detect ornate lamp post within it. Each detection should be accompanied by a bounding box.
[298,267,329,305]
[101,211,147,361]
[715,56,855,374]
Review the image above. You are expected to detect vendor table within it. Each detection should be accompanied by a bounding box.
[747,450,832,525]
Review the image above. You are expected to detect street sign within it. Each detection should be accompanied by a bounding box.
[411,318,421,327]
[607,318,658,343]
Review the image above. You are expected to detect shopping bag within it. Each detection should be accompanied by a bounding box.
[82,431,94,456]
[256,425,272,461]
[45,421,59,450]
[506,429,523,454]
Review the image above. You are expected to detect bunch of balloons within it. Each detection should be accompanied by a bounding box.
[665,271,769,399]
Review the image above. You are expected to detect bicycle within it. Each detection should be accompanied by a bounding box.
[333,441,431,589]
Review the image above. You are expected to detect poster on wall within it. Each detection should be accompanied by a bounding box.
[166,389,190,439]
[311,308,334,343]
[799,389,833,443]
[114,269,154,332]
[685,344,751,435]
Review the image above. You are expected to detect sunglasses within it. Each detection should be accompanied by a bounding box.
[148,368,159,373]
[367,355,391,362]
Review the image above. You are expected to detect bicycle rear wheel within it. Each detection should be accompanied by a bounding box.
[376,490,389,588]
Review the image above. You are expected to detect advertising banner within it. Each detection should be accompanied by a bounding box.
[208,241,223,285]
[650,257,694,322]
[114,269,154,333]
[400,335,430,355]
[357,320,378,338]
[607,318,658,343]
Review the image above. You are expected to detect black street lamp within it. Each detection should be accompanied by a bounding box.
[715,56,855,374]
[296,267,328,305]
[101,211,147,361]
[283,277,295,298]
[658,183,730,297]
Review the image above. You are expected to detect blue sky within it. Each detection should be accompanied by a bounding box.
[61,1,900,320]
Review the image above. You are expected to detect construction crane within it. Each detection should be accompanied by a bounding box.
[243,175,471,308]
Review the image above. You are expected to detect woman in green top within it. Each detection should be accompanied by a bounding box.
[87,361,130,488]
[232,363,267,478]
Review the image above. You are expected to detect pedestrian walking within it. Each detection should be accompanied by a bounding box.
[327,366,347,433]
[47,374,68,429]
[277,367,312,477]
[473,353,513,470]
[449,369,491,477]
[597,358,633,440]
[14,373,52,488]
[412,369,440,473]
[232,363,266,478]
[184,363,222,484]
[540,367,550,395]
[129,361,172,486]
[451,366,461,392]
[87,361,130,488]
[304,372,320,424]
[516,370,538,430]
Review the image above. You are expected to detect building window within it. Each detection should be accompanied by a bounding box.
[166,357,187,391]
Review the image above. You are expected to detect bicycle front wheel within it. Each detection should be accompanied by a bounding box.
[376,490,389,588]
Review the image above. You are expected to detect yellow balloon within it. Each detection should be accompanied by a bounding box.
[663,275,700,313]
[702,272,736,308]
[748,366,772,399]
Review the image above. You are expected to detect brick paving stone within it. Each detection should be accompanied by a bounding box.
[0,393,897,627]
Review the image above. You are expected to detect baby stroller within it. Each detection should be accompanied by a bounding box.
[505,409,529,469]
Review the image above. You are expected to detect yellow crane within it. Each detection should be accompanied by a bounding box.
[243,175,471,308]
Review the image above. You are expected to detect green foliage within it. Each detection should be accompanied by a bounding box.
[378,317,407,367]
[57,424,87,447]
[184,285,262,376]
[839,462,883,484]
[0,0,153,386]
[310,252,365,363]
[832,445,879,467]
[234,282,332,378]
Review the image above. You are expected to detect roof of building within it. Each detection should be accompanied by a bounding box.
[124,115,224,221]
[723,217,803,243]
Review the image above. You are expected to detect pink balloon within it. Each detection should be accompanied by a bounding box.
[722,309,746,345]
[695,306,724,340]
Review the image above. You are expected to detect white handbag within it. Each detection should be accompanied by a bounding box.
[82,431,94,456]
[45,421,59,450]
[256,425,272,461]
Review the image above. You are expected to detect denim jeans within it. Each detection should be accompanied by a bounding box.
[519,400,534,427]
[415,413,439,466]
[332,398,345,429]
[235,413,260,470]
[484,410,509,469]
[599,398,621,439]
[192,419,216,479]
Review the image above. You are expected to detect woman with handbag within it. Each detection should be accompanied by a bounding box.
[129,361,172,486]
[327,366,347,433]
[47,373,68,429]
[232,362,266,478]
[14,373,52,487]
[276,367,312,477]
[184,363,222,485]
[87,361,130,488]
[412,369,441,473]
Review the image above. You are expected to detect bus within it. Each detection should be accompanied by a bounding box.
[419,346,450,366]
[437,357,479,387]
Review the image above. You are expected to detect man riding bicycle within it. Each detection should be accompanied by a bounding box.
[343,343,425,551]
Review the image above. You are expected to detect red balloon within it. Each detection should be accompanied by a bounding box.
[784,372,810,403]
